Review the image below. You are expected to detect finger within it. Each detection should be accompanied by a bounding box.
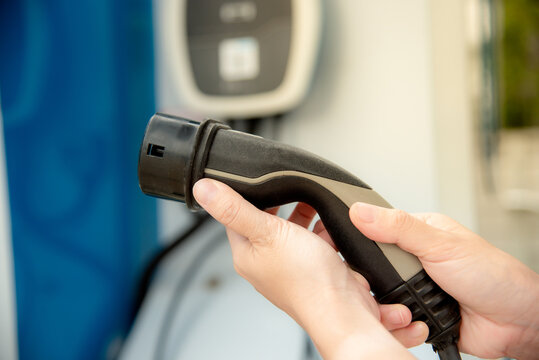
[313,220,337,250]
[288,203,317,228]
[349,203,449,258]
[390,321,429,348]
[313,219,325,235]
[349,270,370,291]
[265,207,279,216]
[379,304,412,331]
[412,212,458,228]
[193,179,280,242]
[413,212,477,238]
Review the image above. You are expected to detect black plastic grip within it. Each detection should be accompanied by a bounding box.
[204,172,405,296]
[203,126,462,347]
[206,129,371,189]
[137,115,462,351]
[206,171,462,346]
[379,270,461,345]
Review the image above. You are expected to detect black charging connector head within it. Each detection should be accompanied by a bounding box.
[138,113,229,208]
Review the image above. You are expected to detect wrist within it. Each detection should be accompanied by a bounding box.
[507,325,539,360]
[505,262,539,359]
[294,289,411,359]
[332,329,414,360]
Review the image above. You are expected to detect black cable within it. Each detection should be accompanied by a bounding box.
[436,343,462,360]
[227,117,262,134]
[226,114,286,141]
[246,117,262,134]
[227,118,239,131]
[270,113,284,140]
[154,226,225,360]
[130,213,212,322]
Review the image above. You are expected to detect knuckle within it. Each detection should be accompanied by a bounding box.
[274,219,291,242]
[257,217,289,248]
[392,209,413,231]
[296,203,314,220]
[219,200,241,227]
[432,212,450,223]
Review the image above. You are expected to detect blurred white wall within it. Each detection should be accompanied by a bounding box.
[0,102,18,360]
[279,0,477,229]
[429,0,477,231]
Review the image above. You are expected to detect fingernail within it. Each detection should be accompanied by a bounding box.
[388,308,406,325]
[411,322,427,338]
[193,179,218,207]
[351,202,378,223]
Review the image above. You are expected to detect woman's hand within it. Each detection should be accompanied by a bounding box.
[193,179,419,359]
[349,202,539,360]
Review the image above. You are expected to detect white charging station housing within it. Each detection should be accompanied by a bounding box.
[158,0,321,119]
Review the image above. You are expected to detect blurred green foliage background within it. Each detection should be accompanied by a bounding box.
[499,0,539,128]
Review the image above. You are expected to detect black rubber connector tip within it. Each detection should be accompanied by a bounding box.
[137,113,228,207]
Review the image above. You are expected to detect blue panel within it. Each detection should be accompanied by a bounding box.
[0,1,158,359]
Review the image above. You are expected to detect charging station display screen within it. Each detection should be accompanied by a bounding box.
[186,0,292,96]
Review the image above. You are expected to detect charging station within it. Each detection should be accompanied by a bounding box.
[157,0,321,118]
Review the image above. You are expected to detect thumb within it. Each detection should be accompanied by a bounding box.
[349,203,449,259]
[193,178,281,243]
